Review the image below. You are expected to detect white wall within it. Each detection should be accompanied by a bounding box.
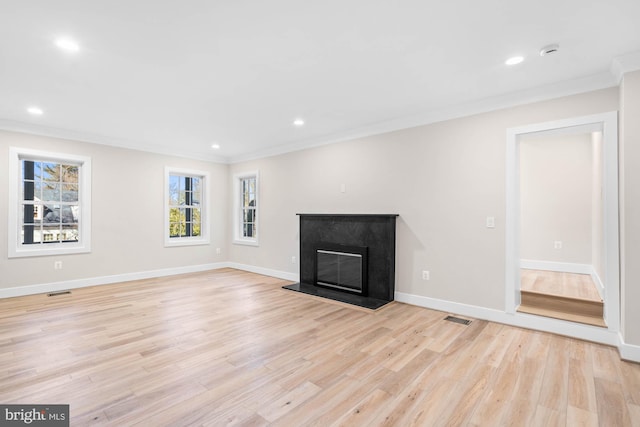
[620,70,640,346]
[519,132,593,265]
[228,88,619,312]
[0,130,229,291]
[591,131,604,280]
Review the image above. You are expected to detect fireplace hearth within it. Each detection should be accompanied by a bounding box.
[283,214,398,309]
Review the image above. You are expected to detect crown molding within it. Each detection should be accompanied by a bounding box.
[229,71,617,163]
[0,119,230,164]
[6,52,639,165]
[611,51,640,84]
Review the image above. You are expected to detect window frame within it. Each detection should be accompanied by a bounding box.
[164,167,210,247]
[233,170,259,246]
[8,147,92,258]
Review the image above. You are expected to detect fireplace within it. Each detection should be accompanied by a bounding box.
[283,214,398,309]
[315,244,368,295]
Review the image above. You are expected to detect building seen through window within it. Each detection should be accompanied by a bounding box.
[21,160,79,244]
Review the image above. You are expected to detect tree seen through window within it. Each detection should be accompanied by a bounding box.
[168,174,202,238]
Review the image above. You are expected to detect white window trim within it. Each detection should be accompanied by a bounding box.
[8,147,92,258]
[164,166,210,247]
[233,170,259,246]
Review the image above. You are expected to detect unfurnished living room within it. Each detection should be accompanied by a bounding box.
[1,1,640,426]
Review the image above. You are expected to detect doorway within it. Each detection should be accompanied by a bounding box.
[505,112,619,331]
[518,130,604,325]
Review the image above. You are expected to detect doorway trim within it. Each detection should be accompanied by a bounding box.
[505,111,619,331]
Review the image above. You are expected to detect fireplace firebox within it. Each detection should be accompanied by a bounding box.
[315,244,368,295]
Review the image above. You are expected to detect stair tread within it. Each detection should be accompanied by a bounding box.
[517,304,607,327]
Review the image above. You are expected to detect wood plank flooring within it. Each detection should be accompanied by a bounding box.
[520,269,602,301]
[0,268,638,426]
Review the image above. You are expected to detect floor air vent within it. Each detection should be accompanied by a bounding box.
[48,291,71,297]
[444,315,471,325]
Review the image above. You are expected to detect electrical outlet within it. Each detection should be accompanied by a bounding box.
[54,261,63,270]
[422,270,430,280]
[291,256,296,264]
[554,241,562,249]
[216,247,221,255]
[486,216,495,228]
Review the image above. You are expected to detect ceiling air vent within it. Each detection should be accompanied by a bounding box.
[540,44,560,56]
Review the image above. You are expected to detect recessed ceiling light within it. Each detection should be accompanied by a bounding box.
[293,119,305,126]
[55,37,80,53]
[211,144,220,150]
[27,107,44,115]
[505,56,524,66]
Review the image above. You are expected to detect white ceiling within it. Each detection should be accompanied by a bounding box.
[1,1,639,163]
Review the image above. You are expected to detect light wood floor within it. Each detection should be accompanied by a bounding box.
[1,269,638,426]
[520,269,602,302]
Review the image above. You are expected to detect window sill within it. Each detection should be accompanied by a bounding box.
[165,238,210,248]
[233,239,259,247]
[9,244,91,258]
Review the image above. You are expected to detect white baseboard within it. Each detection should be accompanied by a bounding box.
[520,259,592,274]
[0,262,229,299]
[0,261,297,300]
[590,270,605,300]
[395,291,626,356]
[226,262,299,282]
[618,333,640,362]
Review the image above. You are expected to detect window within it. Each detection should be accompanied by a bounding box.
[165,167,210,246]
[8,147,91,258]
[233,171,259,246]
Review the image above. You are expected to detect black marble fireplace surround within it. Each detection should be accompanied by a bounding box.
[283,214,398,309]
